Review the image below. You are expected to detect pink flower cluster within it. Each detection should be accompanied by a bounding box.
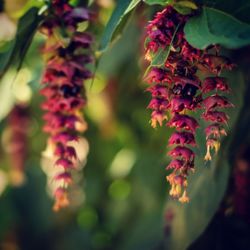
[144,6,233,202]
[40,0,93,211]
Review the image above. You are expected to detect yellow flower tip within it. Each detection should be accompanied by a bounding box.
[204,145,212,161]
[179,190,189,203]
[150,114,168,128]
[169,184,182,198]
[214,141,220,154]
[145,50,152,62]
[169,185,176,196]
[183,180,188,187]
[166,173,175,184]
[204,153,212,161]
[150,119,157,128]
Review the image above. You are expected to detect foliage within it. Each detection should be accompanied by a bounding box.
[0,7,41,77]
[184,7,250,49]
[99,0,141,51]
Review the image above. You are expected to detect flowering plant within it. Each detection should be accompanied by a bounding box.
[0,0,249,249]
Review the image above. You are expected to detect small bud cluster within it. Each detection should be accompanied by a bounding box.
[144,6,233,202]
[39,0,93,211]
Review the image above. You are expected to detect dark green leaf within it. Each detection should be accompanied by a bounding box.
[196,0,250,23]
[99,0,141,51]
[184,7,250,49]
[0,41,15,73]
[0,7,41,77]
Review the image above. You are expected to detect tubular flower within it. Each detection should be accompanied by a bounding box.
[39,0,93,211]
[144,6,234,202]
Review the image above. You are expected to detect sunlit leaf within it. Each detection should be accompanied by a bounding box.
[143,0,170,5]
[99,0,141,51]
[0,7,41,78]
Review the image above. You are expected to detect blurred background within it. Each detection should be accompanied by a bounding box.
[0,0,250,250]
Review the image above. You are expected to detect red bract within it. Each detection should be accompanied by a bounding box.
[168,114,199,133]
[202,111,229,124]
[168,132,196,146]
[148,97,169,110]
[147,85,169,98]
[39,0,93,211]
[144,6,233,202]
[203,95,233,111]
[166,159,184,170]
[169,96,194,112]
[202,77,230,93]
[168,146,195,162]
[205,124,227,139]
[144,67,171,83]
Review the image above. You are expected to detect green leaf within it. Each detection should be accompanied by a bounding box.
[173,0,198,14]
[77,21,89,32]
[163,69,245,250]
[151,46,171,67]
[173,5,193,15]
[175,0,197,9]
[99,0,141,51]
[196,0,250,23]
[144,23,180,75]
[184,7,250,49]
[11,0,44,19]
[0,7,41,78]
[143,0,171,5]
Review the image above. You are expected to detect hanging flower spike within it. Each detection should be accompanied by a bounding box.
[201,70,234,162]
[202,83,233,161]
[39,0,93,211]
[7,104,30,186]
[202,60,234,161]
[144,6,234,202]
[144,6,199,202]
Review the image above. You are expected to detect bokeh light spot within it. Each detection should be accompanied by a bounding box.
[77,207,98,229]
[108,179,131,200]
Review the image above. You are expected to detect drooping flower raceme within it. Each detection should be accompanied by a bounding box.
[144,6,233,202]
[39,0,93,211]
[6,104,30,186]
